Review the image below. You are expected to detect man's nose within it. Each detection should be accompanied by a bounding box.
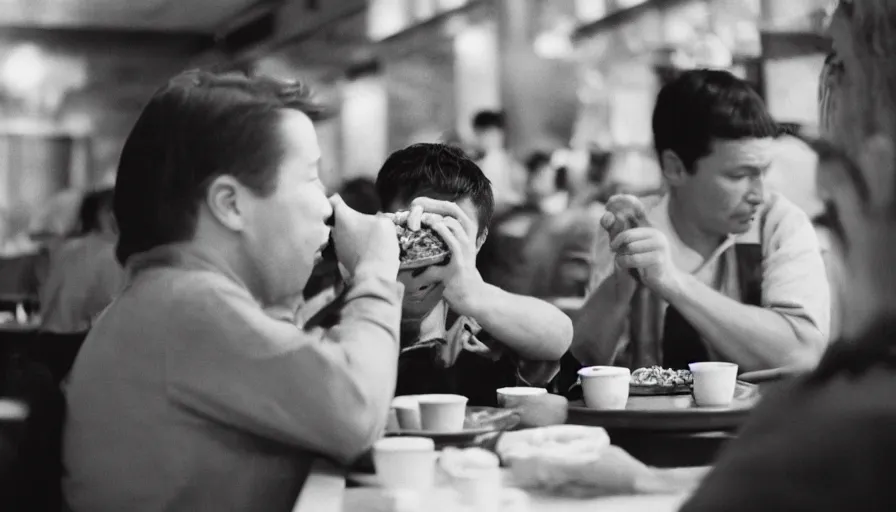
[746,176,764,205]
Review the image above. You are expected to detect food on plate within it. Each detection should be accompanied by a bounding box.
[630,366,694,388]
[394,218,450,270]
[496,425,660,497]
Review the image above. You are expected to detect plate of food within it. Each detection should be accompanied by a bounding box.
[395,221,450,270]
[629,366,694,396]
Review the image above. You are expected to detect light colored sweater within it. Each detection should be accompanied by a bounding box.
[62,243,403,512]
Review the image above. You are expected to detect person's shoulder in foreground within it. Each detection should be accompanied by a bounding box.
[63,69,404,512]
[680,317,896,511]
[376,143,572,396]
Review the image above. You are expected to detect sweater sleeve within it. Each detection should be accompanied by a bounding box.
[165,274,404,464]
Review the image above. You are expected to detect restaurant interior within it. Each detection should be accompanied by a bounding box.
[0,0,860,511]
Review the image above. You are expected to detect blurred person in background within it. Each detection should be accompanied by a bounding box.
[63,70,403,512]
[525,150,569,214]
[680,1,896,508]
[477,150,565,295]
[572,69,830,373]
[39,187,122,334]
[377,143,572,406]
[522,149,615,303]
[472,110,526,211]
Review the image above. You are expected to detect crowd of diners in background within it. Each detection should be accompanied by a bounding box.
[3,0,896,509]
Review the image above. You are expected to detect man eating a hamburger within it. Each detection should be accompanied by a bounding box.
[376,143,573,406]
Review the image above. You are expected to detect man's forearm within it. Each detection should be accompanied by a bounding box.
[469,283,572,361]
[571,270,635,365]
[663,272,826,372]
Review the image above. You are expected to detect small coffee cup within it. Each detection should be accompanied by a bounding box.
[689,362,739,407]
[578,366,630,410]
[373,437,437,490]
[391,396,422,430]
[417,394,468,432]
[496,387,548,408]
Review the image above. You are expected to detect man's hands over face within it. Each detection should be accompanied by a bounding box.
[387,197,487,316]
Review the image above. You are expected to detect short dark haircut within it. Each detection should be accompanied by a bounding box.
[79,188,115,235]
[375,143,494,236]
[113,69,327,265]
[587,151,613,185]
[525,151,552,175]
[652,69,779,172]
[339,178,381,215]
[472,110,505,131]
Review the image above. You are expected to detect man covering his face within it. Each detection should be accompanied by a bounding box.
[376,143,572,406]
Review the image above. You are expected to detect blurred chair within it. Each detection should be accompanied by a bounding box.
[26,332,88,384]
[0,355,65,511]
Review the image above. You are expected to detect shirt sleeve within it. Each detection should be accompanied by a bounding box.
[165,274,404,464]
[761,197,832,351]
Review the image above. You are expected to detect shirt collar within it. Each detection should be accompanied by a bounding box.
[649,194,763,274]
[124,243,251,294]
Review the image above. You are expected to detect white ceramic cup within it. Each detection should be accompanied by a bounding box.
[391,396,422,430]
[496,387,548,408]
[689,362,739,407]
[442,448,502,512]
[417,394,468,432]
[578,366,631,410]
[373,437,437,490]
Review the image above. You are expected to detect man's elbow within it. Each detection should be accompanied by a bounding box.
[323,386,392,464]
[755,316,828,371]
[785,326,827,369]
[545,314,574,360]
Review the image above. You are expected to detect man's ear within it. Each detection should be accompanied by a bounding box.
[475,227,489,252]
[858,133,896,215]
[205,175,245,232]
[660,149,689,186]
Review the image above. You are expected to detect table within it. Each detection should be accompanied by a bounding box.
[292,458,345,512]
[292,458,694,512]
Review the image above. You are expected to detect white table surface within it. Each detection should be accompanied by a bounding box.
[292,458,691,512]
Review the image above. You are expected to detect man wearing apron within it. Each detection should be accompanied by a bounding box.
[570,69,831,375]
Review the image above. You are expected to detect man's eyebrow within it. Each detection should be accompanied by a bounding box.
[793,134,871,203]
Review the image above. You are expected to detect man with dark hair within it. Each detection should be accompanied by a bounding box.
[471,109,525,211]
[377,143,572,406]
[40,187,122,334]
[572,69,830,373]
[679,3,896,508]
[62,70,403,511]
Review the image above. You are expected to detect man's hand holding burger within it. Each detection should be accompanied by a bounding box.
[387,197,487,317]
[330,195,400,282]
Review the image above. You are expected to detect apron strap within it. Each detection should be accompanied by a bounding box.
[661,243,763,369]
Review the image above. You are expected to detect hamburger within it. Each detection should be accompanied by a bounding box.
[605,194,650,283]
[395,221,450,270]
[605,194,649,239]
